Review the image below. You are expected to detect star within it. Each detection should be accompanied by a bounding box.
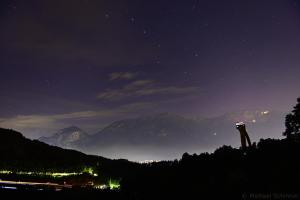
[44,80,50,86]
[130,17,135,23]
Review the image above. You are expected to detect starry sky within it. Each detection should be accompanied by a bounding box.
[1,0,300,138]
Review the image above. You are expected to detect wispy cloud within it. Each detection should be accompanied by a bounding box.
[124,80,155,90]
[109,72,138,81]
[0,111,111,132]
[135,86,199,96]
[97,79,201,101]
[0,102,156,138]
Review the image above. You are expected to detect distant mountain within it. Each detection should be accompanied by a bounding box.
[38,111,285,161]
[78,113,207,160]
[90,113,202,146]
[80,111,285,160]
[39,126,89,149]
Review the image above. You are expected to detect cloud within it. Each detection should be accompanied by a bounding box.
[119,102,156,112]
[0,111,108,133]
[124,80,155,90]
[97,79,154,100]
[0,112,104,139]
[0,102,156,138]
[109,72,138,81]
[97,79,200,101]
[0,115,55,129]
[135,86,199,96]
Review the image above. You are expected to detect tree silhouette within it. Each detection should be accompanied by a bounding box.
[283,97,300,138]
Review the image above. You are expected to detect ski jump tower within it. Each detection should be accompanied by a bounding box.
[235,122,252,149]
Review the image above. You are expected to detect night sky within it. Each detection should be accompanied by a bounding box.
[1,0,300,138]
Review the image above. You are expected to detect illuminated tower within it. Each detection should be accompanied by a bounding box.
[235,122,252,149]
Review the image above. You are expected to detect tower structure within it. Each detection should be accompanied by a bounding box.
[236,122,252,149]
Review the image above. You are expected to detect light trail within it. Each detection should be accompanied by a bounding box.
[0,169,98,177]
[0,180,72,191]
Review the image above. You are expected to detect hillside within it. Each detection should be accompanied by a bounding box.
[0,128,102,171]
[0,128,139,189]
[2,128,300,199]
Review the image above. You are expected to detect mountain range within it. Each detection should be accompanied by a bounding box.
[39,126,88,149]
[39,111,285,161]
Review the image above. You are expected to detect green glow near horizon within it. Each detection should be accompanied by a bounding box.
[1,170,120,190]
[83,166,98,176]
[108,179,120,190]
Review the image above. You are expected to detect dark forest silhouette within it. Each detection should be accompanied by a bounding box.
[1,97,300,199]
[284,97,300,140]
